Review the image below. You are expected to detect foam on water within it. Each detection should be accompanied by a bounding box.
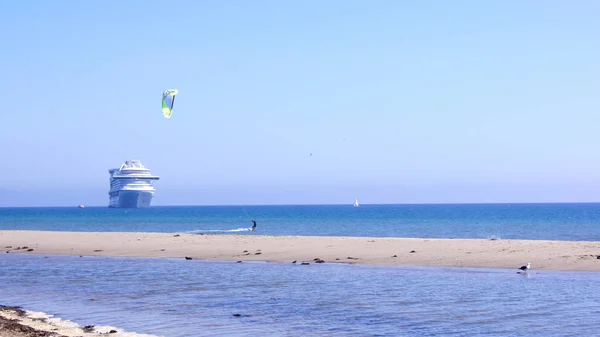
[1,254,599,336]
[184,227,253,234]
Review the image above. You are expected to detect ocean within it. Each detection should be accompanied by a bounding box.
[2,203,600,336]
[2,203,600,241]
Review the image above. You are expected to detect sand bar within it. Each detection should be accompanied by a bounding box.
[2,230,600,272]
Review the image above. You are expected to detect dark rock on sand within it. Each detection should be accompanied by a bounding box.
[82,325,95,332]
[184,257,192,260]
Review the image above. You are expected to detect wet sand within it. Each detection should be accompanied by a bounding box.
[2,230,600,271]
[0,306,156,337]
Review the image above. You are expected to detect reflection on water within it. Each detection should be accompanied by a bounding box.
[1,254,600,336]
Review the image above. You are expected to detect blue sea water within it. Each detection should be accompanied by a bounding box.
[2,203,600,336]
[1,254,600,337]
[2,203,600,241]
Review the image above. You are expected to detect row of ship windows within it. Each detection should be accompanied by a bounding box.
[109,182,151,187]
[110,180,154,184]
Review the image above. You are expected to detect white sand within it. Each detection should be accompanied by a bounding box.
[2,230,600,271]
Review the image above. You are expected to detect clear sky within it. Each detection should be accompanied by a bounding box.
[2,0,600,206]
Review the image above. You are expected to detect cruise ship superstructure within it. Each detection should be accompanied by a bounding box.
[108,160,160,208]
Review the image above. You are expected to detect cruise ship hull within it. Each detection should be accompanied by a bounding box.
[108,160,159,209]
[109,190,154,208]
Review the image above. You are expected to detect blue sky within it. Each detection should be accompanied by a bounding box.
[1,0,600,206]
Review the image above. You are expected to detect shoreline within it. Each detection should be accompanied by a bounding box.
[0,305,156,337]
[2,230,600,272]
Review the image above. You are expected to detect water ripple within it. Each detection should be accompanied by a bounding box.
[1,254,599,336]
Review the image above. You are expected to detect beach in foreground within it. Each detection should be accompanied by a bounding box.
[0,305,156,337]
[2,230,600,271]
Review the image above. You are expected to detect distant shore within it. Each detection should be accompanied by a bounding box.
[2,230,600,272]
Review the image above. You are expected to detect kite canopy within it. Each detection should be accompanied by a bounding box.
[161,89,178,119]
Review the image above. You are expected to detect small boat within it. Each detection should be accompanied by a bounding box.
[78,204,85,208]
[354,198,359,207]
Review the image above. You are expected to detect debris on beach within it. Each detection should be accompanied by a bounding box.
[410,250,416,253]
[313,258,325,263]
[82,325,95,332]
[0,305,157,337]
[392,255,397,258]
[347,256,358,260]
[184,256,192,260]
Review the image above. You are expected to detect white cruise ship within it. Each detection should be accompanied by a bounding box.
[108,160,160,208]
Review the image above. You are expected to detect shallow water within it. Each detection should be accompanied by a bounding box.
[2,203,600,241]
[1,254,599,336]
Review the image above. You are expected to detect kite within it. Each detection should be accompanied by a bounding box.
[161,89,178,119]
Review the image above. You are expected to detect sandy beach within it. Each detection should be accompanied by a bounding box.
[2,230,600,271]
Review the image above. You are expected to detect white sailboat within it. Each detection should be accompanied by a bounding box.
[354,198,359,207]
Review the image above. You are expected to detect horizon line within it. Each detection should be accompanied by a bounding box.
[3,201,600,209]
